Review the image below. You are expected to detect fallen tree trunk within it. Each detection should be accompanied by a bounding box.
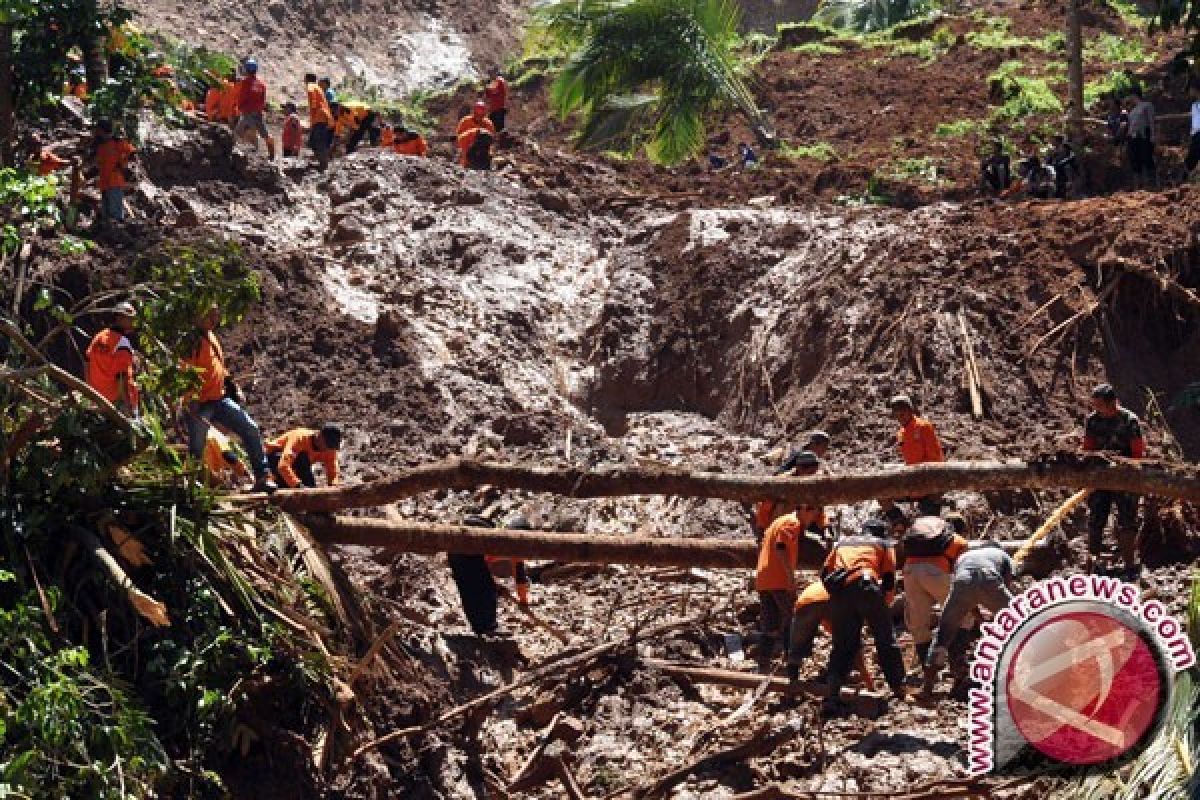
[256,455,1200,514]
[304,516,1027,569]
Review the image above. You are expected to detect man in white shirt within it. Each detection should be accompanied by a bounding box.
[1126,87,1156,188]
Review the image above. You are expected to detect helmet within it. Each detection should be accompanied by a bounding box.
[473,100,487,113]
[244,58,258,74]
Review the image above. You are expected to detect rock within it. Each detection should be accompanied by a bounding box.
[534,189,574,214]
[330,178,380,207]
[175,209,201,228]
[330,215,368,244]
[266,0,286,20]
[453,187,485,206]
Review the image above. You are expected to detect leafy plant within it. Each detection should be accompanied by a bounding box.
[1084,33,1152,64]
[0,167,61,256]
[1084,69,1137,108]
[779,140,838,161]
[791,41,843,56]
[965,15,1064,51]
[813,0,930,33]
[935,118,985,137]
[988,60,1064,121]
[535,0,765,165]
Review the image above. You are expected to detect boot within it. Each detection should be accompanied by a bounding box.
[266,136,276,161]
[920,663,939,700]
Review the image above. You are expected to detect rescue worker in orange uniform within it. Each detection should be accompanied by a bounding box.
[217,71,239,125]
[93,119,136,223]
[483,68,508,132]
[281,102,303,158]
[486,514,533,605]
[85,300,140,415]
[821,519,907,714]
[304,72,334,170]
[379,122,395,148]
[883,394,945,521]
[786,580,874,691]
[898,501,968,697]
[751,449,820,543]
[202,427,249,487]
[233,58,275,159]
[755,500,825,666]
[266,425,342,488]
[393,127,429,157]
[182,304,272,492]
[456,101,496,167]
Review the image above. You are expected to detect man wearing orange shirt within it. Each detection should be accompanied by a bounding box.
[233,58,275,159]
[884,394,945,519]
[821,519,907,713]
[85,300,140,415]
[483,68,508,132]
[786,579,874,690]
[456,101,496,167]
[393,127,429,157]
[755,504,825,664]
[304,72,334,170]
[217,71,239,125]
[266,425,342,488]
[751,449,819,542]
[281,102,303,158]
[183,304,272,492]
[93,119,135,223]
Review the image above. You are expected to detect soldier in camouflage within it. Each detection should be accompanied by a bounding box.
[1082,383,1147,579]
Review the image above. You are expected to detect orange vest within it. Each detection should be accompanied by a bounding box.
[265,428,340,487]
[183,331,228,403]
[755,508,825,591]
[898,416,944,465]
[85,327,139,409]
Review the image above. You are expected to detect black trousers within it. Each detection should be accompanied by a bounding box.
[827,579,906,694]
[267,451,316,488]
[448,554,498,634]
[1187,133,1200,173]
[1127,135,1155,178]
[1087,490,1139,563]
[489,109,507,132]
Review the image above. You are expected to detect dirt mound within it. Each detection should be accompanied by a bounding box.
[128,0,532,100]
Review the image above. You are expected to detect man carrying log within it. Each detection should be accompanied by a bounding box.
[1082,383,1146,579]
[821,519,907,714]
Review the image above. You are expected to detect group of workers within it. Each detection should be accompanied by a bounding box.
[83,300,344,494]
[747,386,1145,714]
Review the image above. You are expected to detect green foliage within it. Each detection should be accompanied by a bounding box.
[129,241,261,402]
[536,0,762,165]
[987,60,1064,121]
[813,0,930,33]
[0,587,167,798]
[0,168,61,257]
[835,172,893,206]
[779,140,838,161]
[155,37,238,98]
[775,20,839,41]
[1107,0,1152,25]
[884,155,945,184]
[791,41,844,56]
[1084,69,1137,108]
[1084,33,1153,64]
[336,75,442,134]
[965,15,1064,51]
[935,118,985,137]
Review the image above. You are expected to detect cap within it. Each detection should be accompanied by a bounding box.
[114,301,136,316]
[244,58,258,74]
[775,448,820,474]
[1091,383,1117,400]
[889,394,914,410]
[804,430,831,447]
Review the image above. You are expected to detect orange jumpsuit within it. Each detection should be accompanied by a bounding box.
[85,327,139,410]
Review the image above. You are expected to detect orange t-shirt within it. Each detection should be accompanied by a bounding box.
[755,508,825,591]
[393,135,428,157]
[898,416,944,465]
[205,87,220,119]
[95,139,135,191]
[823,535,897,602]
[218,80,239,122]
[265,428,340,487]
[282,115,303,150]
[306,83,333,126]
[85,327,139,409]
[183,331,228,403]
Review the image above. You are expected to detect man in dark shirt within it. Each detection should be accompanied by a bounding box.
[981,141,1011,195]
[1047,135,1077,199]
[1082,383,1147,578]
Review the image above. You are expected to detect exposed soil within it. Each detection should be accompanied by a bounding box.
[19,0,1200,797]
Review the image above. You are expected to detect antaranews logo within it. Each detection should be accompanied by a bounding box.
[967,574,1196,776]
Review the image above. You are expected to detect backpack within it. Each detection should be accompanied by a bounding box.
[903,516,953,558]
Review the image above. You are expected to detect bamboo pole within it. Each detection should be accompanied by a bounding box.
[242,456,1200,514]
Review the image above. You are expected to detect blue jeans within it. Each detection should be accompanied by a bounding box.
[101,188,125,221]
[187,398,267,480]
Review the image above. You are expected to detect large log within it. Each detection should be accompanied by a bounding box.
[304,516,801,569]
[304,517,1028,569]
[260,455,1200,514]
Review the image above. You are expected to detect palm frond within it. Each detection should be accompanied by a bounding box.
[577,92,659,150]
[813,0,928,33]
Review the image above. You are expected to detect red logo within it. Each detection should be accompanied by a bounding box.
[1005,610,1162,766]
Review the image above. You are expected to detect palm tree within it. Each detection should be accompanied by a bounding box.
[813,0,929,33]
[535,0,768,165]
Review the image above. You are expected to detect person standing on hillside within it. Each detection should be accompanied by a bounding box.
[281,102,303,158]
[882,394,944,520]
[85,300,140,416]
[1082,383,1146,578]
[304,72,334,170]
[981,140,1011,196]
[484,68,509,133]
[821,519,907,714]
[1126,86,1156,189]
[182,304,273,493]
[456,101,496,168]
[92,119,136,225]
[218,70,240,126]
[266,425,342,488]
[234,58,275,159]
[449,514,505,636]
